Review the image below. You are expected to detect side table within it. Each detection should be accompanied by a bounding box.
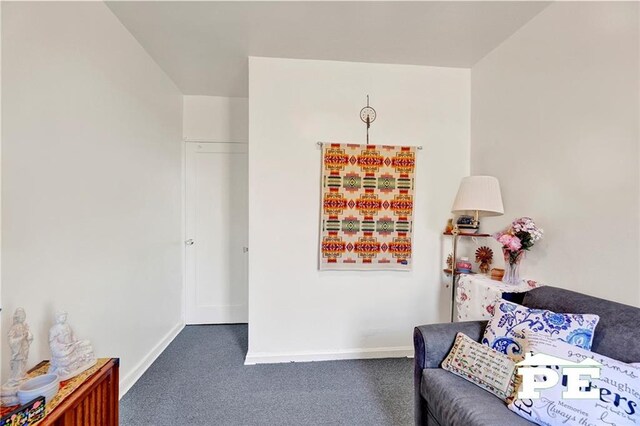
[1,358,119,426]
[442,230,492,322]
[455,274,542,322]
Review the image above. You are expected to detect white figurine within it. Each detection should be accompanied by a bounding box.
[48,312,96,381]
[1,308,34,406]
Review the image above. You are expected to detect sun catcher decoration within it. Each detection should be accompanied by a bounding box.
[360,95,377,145]
[475,246,494,274]
[446,253,454,271]
[320,143,416,270]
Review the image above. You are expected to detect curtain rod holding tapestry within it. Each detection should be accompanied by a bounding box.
[316,141,423,150]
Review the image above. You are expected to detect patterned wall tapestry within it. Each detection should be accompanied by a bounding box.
[319,143,416,271]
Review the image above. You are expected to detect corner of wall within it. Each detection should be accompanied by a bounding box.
[119,322,184,398]
[470,3,552,71]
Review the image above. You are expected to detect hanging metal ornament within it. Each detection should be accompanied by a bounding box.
[360,95,377,145]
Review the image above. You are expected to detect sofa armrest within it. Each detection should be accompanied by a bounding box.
[413,321,488,425]
[413,320,488,369]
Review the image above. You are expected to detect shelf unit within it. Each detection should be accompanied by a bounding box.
[443,232,491,237]
[443,269,479,276]
[443,231,491,322]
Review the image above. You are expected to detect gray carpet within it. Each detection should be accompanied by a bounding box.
[120,325,413,425]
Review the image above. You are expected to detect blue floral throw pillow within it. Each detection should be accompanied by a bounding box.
[481,299,599,358]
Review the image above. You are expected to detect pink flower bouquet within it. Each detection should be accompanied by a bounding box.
[494,217,543,284]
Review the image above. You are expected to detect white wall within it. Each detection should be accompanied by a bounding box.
[247,57,470,362]
[1,2,184,393]
[0,2,3,373]
[183,96,248,142]
[471,2,639,306]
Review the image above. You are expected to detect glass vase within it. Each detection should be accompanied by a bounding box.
[502,248,524,285]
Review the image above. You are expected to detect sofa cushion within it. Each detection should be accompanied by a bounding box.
[508,334,640,426]
[442,333,519,402]
[482,298,599,358]
[421,369,532,426]
[523,286,640,363]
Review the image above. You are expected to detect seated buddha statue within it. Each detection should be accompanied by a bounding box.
[48,312,96,380]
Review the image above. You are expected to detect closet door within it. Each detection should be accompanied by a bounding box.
[185,142,248,324]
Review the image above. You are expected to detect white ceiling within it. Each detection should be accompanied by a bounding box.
[107,1,550,97]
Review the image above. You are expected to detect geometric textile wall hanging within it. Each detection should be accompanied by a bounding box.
[319,143,416,271]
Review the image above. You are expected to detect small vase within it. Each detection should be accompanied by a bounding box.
[502,248,524,285]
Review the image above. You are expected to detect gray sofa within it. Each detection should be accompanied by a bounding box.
[413,286,640,426]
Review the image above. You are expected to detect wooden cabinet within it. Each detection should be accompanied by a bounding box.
[37,358,119,426]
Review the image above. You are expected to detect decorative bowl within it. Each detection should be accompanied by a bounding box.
[17,374,59,405]
[456,225,479,234]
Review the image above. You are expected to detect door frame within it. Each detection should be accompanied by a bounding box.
[182,139,249,325]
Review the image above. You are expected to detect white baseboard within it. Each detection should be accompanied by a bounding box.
[119,322,185,398]
[244,346,413,365]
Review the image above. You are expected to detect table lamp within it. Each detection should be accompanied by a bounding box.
[451,176,504,232]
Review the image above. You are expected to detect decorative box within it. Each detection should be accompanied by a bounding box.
[0,396,45,426]
[456,257,472,274]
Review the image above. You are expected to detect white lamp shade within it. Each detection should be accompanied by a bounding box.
[451,176,504,217]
